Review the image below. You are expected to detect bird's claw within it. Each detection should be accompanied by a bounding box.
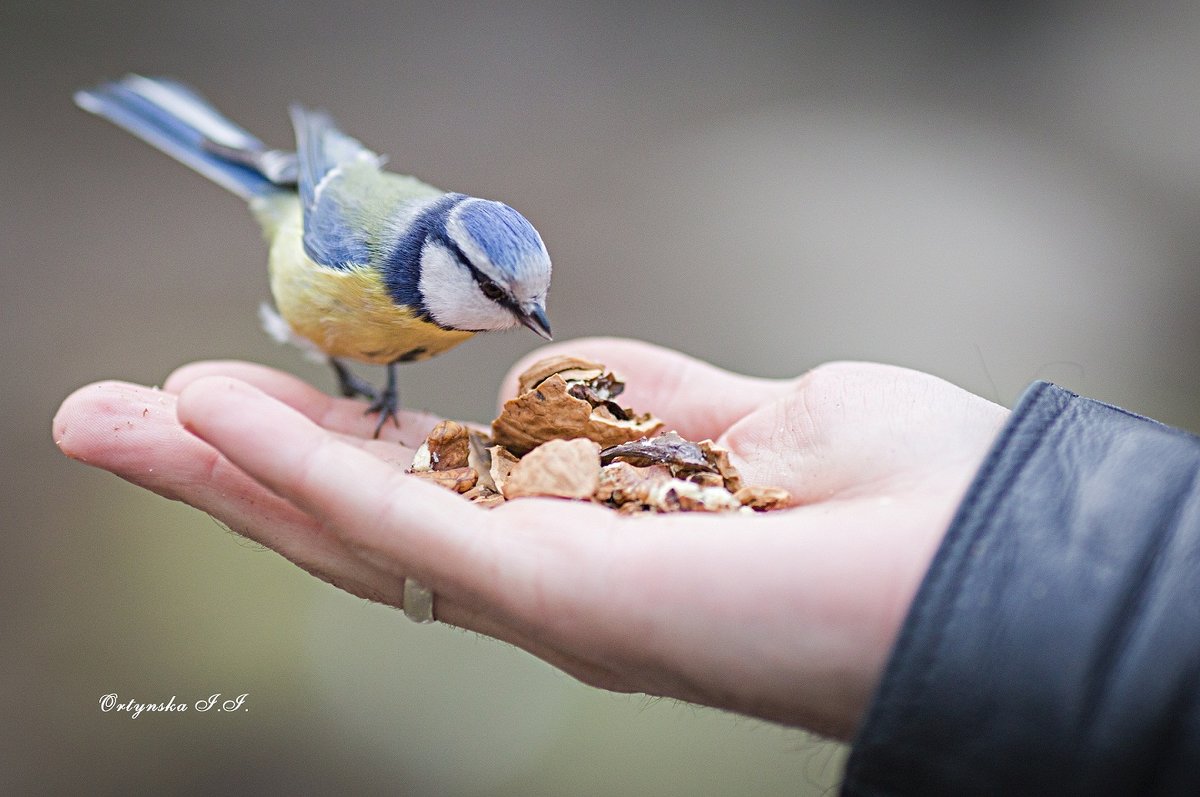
[330,358,400,439]
[365,384,401,438]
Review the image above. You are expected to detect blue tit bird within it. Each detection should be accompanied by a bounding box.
[75,75,553,436]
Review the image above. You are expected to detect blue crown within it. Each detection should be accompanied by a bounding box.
[456,200,545,276]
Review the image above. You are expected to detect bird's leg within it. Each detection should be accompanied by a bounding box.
[329,358,377,399]
[328,359,400,438]
[365,362,401,438]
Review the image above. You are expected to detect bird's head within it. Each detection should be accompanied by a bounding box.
[417,196,552,339]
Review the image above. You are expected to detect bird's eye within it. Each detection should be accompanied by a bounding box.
[480,280,505,301]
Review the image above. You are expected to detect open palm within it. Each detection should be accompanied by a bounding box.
[53,338,1007,738]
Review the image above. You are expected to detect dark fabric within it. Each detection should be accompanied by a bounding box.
[843,382,1200,796]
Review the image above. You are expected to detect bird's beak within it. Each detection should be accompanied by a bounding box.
[519,304,553,341]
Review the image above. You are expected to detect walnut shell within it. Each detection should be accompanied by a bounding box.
[516,355,607,395]
[492,374,662,455]
[502,438,601,500]
[488,445,520,492]
[402,353,793,515]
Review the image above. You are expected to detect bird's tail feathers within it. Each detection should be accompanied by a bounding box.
[75,75,290,200]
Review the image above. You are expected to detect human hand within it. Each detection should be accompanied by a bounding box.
[52,338,1008,738]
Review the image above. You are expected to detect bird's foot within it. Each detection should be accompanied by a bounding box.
[329,359,400,438]
[365,382,400,439]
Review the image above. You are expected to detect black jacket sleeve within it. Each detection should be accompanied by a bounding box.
[842,381,1200,796]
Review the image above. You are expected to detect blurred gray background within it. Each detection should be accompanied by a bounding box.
[4,1,1199,794]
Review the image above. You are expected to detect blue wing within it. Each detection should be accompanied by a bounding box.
[289,105,381,269]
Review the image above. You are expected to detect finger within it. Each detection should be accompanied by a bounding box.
[164,360,443,447]
[718,361,1009,501]
[175,376,502,592]
[53,380,391,603]
[501,337,793,441]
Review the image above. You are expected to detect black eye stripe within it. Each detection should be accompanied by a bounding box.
[477,274,520,315]
[428,223,521,314]
[480,279,505,300]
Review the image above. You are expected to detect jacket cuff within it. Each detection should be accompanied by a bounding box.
[842,381,1200,796]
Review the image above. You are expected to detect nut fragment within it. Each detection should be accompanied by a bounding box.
[467,432,496,491]
[410,442,432,472]
[408,466,477,493]
[488,445,520,493]
[492,373,661,455]
[660,480,743,513]
[735,485,792,511]
[601,431,711,472]
[469,492,507,509]
[427,421,470,471]
[698,440,743,492]
[462,484,506,508]
[403,354,792,515]
[516,355,607,395]
[503,438,601,500]
[687,472,727,489]
[595,462,674,505]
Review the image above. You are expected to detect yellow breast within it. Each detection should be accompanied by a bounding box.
[263,201,473,365]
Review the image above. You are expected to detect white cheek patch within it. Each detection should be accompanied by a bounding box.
[418,242,517,331]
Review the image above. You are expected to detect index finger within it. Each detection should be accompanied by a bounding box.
[164,360,444,447]
[174,376,516,597]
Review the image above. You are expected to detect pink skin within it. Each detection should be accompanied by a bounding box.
[52,337,1008,739]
